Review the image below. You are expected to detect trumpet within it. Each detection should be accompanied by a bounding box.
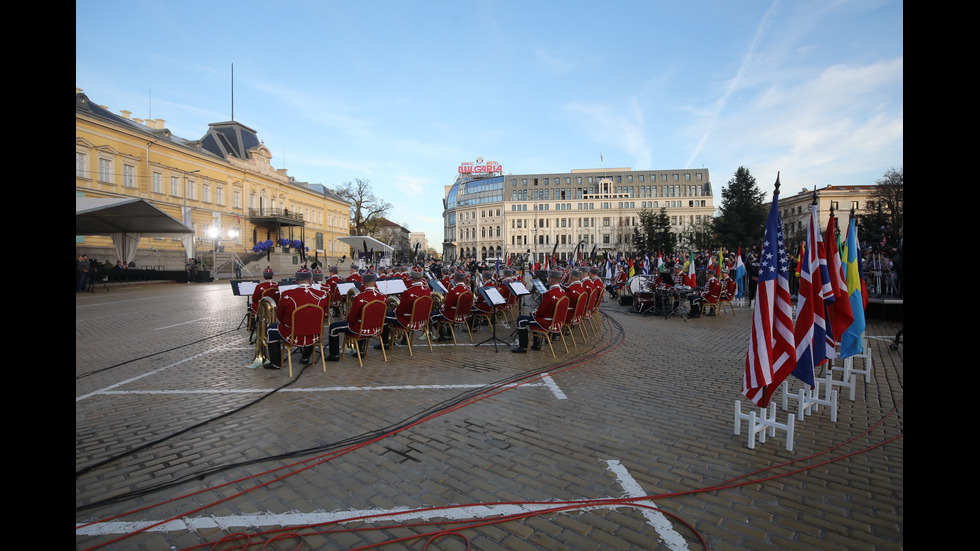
[247,296,277,369]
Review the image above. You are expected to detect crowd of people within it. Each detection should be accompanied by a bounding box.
[75,254,134,292]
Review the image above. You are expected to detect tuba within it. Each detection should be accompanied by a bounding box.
[247,296,277,369]
[385,294,400,311]
[430,291,444,313]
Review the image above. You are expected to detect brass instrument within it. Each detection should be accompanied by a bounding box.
[385,294,400,310]
[247,296,277,369]
[430,291,444,312]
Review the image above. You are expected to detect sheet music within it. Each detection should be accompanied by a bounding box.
[481,286,507,306]
[376,278,407,295]
[428,279,448,294]
[237,281,258,295]
[531,279,548,294]
[336,282,358,296]
[507,281,531,296]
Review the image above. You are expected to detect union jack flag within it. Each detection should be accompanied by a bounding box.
[743,176,796,407]
[792,203,835,387]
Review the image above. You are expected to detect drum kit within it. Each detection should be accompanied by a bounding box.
[623,274,696,319]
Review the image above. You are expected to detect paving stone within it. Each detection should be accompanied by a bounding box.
[76,282,903,550]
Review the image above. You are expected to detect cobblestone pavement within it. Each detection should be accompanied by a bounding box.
[76,281,903,551]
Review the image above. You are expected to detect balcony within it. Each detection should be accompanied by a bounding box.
[248,208,305,227]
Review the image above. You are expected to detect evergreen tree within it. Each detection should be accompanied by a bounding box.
[713,166,767,251]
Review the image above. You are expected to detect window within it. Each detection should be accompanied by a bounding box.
[76,152,87,178]
[216,186,224,206]
[187,179,196,200]
[171,176,180,196]
[152,172,162,193]
[850,201,859,211]
[234,190,241,209]
[202,183,211,203]
[98,158,112,183]
[123,164,135,188]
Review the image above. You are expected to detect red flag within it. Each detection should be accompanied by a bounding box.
[824,214,853,342]
[743,177,796,407]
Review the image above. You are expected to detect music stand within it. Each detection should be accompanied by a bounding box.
[233,280,260,329]
[504,280,532,341]
[475,285,508,351]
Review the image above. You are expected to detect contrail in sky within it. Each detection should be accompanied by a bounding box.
[686,0,780,168]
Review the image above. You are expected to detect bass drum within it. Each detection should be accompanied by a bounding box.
[626,276,649,295]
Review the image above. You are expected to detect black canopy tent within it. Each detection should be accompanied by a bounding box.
[76,198,193,264]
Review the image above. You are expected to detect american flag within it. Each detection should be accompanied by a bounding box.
[792,203,835,389]
[742,177,796,408]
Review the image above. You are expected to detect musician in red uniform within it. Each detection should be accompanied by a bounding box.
[606,264,628,298]
[266,268,329,369]
[512,270,568,353]
[377,267,431,348]
[251,267,279,314]
[562,269,588,325]
[431,272,468,342]
[346,264,362,283]
[721,268,736,301]
[327,272,386,361]
[691,270,722,317]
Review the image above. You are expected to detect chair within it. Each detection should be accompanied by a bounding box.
[699,283,722,317]
[433,291,475,345]
[581,286,600,337]
[342,300,388,367]
[563,291,590,348]
[589,286,604,333]
[388,295,434,356]
[719,281,737,315]
[529,296,569,358]
[282,303,326,377]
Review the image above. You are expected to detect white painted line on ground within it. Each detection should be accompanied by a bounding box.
[77,460,688,550]
[93,376,568,400]
[76,345,231,403]
[605,459,689,551]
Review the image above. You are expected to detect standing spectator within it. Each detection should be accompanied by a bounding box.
[76,254,89,292]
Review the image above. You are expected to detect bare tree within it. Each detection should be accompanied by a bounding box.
[335,178,391,236]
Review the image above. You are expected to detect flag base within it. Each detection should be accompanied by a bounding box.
[734,400,795,451]
[781,380,838,423]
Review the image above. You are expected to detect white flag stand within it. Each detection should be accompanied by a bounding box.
[780,380,838,422]
[834,336,872,383]
[734,400,795,451]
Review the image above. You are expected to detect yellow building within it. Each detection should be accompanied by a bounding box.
[75,88,351,278]
[775,184,878,247]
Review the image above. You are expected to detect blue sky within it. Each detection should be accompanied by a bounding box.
[76,0,903,244]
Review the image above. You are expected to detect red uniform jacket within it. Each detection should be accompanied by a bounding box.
[277,284,328,346]
[251,281,279,312]
[395,282,432,327]
[532,284,568,331]
[346,286,387,335]
[562,280,588,324]
[440,282,469,320]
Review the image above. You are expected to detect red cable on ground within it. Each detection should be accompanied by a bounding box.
[79,316,626,550]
